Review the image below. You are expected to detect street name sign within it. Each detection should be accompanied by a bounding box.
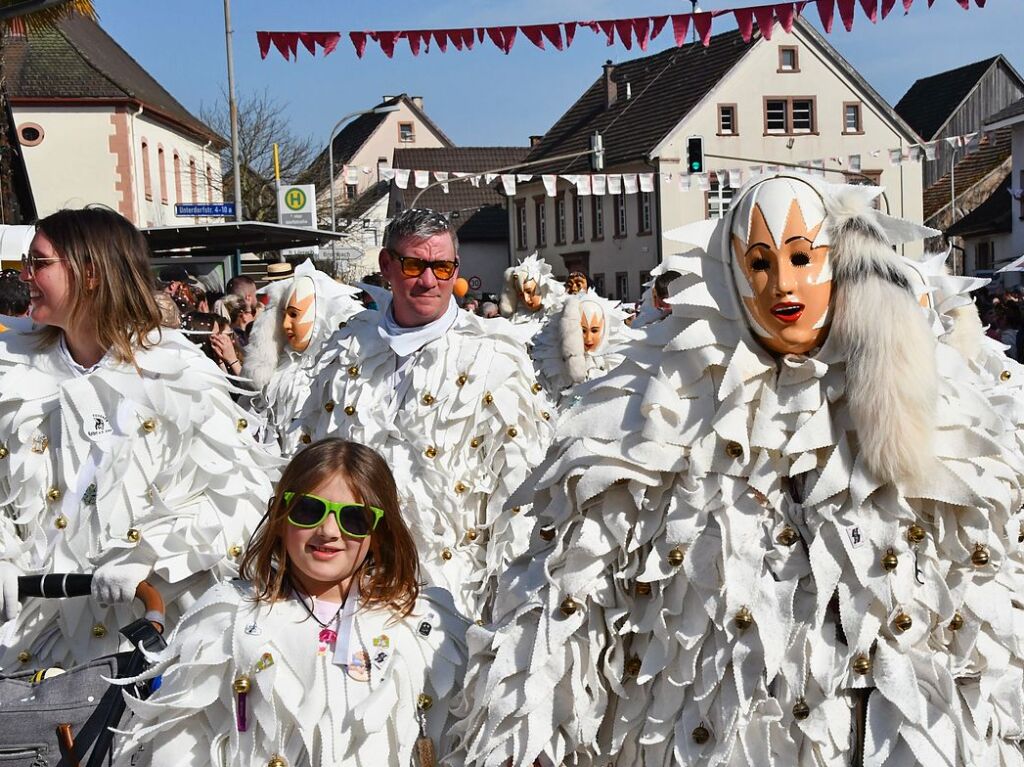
[175,202,236,217]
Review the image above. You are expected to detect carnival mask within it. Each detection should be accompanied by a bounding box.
[730,177,831,356]
[566,272,588,295]
[516,276,543,311]
[580,300,605,353]
[282,275,316,353]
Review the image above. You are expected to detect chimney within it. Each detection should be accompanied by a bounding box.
[529,135,543,148]
[603,60,617,109]
[411,96,424,110]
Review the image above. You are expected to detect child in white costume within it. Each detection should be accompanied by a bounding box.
[243,260,363,455]
[0,208,281,671]
[115,439,467,767]
[450,175,1024,766]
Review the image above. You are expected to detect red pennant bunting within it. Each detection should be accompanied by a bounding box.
[272,32,299,61]
[319,32,341,55]
[298,32,317,56]
[693,11,713,45]
[733,8,754,41]
[881,0,897,17]
[373,31,399,58]
[486,26,517,54]
[975,0,986,6]
[565,22,577,47]
[954,0,969,7]
[650,16,668,40]
[257,31,272,59]
[859,0,878,21]
[903,0,914,8]
[540,24,563,50]
[614,19,634,50]
[816,0,835,32]
[633,18,651,50]
[407,31,432,56]
[927,0,935,6]
[432,30,448,53]
[521,25,546,49]
[775,4,797,32]
[670,14,690,46]
[598,20,617,46]
[753,6,775,39]
[449,29,464,51]
[477,28,486,44]
[837,0,856,30]
[349,32,367,58]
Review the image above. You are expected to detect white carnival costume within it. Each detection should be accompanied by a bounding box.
[450,175,1024,767]
[298,300,554,621]
[0,329,281,670]
[114,580,467,767]
[498,253,566,339]
[531,293,634,408]
[244,260,363,455]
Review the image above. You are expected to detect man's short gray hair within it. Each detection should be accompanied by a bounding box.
[383,208,459,254]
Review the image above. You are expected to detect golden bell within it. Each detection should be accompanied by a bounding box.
[692,725,710,744]
[894,612,913,632]
[232,675,251,694]
[324,401,335,413]
[511,506,521,514]
[236,418,248,432]
[267,756,287,767]
[54,516,68,530]
[417,693,433,710]
[1000,370,1012,382]
[483,392,494,405]
[456,374,468,387]
[724,441,743,459]
[733,607,753,631]
[126,528,141,543]
[440,548,453,561]
[625,656,641,676]
[229,545,243,558]
[91,624,107,638]
[560,596,579,616]
[299,434,312,444]
[539,527,556,541]
[347,365,359,378]
[852,654,872,675]
[635,582,652,596]
[907,524,926,544]
[17,651,30,663]
[507,427,518,438]
[667,547,684,567]
[881,549,898,573]
[532,383,543,394]
[454,481,468,494]
[470,437,482,448]
[344,405,355,416]
[465,529,478,542]
[542,411,551,420]
[776,526,798,547]
[424,446,437,459]
[47,487,61,502]
[792,699,810,720]
[948,612,964,631]
[422,393,435,405]
[474,619,484,627]
[141,418,156,433]
[0,446,7,459]
[971,544,990,567]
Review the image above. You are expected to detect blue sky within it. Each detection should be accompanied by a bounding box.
[94,0,1022,156]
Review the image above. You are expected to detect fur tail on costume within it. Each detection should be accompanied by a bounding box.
[498,267,518,317]
[560,298,589,384]
[242,282,288,391]
[827,185,937,485]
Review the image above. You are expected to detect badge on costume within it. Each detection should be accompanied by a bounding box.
[347,650,371,682]
[85,414,112,441]
[371,634,393,673]
[846,526,865,548]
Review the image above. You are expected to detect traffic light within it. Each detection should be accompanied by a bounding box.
[590,132,605,172]
[686,136,704,174]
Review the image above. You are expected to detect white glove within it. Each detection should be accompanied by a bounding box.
[0,562,21,622]
[91,561,152,607]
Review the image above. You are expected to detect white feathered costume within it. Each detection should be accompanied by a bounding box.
[243,260,363,455]
[113,581,467,767]
[449,174,1024,767]
[531,293,634,408]
[0,329,281,670]
[498,253,566,339]
[298,303,554,621]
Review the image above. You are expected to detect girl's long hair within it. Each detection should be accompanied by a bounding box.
[240,439,421,617]
[35,207,163,364]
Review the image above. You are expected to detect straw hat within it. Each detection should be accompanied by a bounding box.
[265,262,294,282]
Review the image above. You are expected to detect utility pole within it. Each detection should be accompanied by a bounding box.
[223,0,244,221]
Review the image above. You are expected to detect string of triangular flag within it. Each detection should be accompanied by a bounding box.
[256,0,986,61]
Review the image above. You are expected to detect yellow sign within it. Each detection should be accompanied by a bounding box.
[284,188,307,211]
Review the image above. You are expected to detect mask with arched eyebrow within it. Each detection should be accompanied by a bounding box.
[729,176,832,356]
[282,275,316,353]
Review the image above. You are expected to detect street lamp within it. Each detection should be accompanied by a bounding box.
[328,105,401,254]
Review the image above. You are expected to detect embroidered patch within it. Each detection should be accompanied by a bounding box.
[846,526,865,549]
[347,651,371,682]
[372,634,390,649]
[85,415,111,440]
[256,653,274,671]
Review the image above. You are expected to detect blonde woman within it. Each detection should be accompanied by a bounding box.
[0,207,281,670]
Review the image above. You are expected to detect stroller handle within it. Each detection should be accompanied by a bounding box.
[18,574,166,633]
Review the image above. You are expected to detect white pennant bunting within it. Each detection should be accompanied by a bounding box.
[639,173,654,193]
[380,168,396,182]
[434,171,450,193]
[592,175,607,196]
[924,144,936,161]
[501,174,517,196]
[414,170,430,188]
[542,175,558,197]
[622,173,638,194]
[696,173,710,191]
[516,174,533,183]
[888,149,902,166]
[345,166,360,184]
[484,173,498,185]
[576,175,592,196]
[729,168,744,188]
[678,174,691,192]
[848,154,862,171]
[394,169,410,189]
[607,175,623,194]
[944,136,962,149]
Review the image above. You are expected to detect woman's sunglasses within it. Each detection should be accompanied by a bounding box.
[282,492,384,538]
[387,250,459,281]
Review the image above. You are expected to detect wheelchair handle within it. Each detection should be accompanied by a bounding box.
[17,574,166,633]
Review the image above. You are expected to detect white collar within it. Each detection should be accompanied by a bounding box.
[377,297,459,357]
[57,333,109,376]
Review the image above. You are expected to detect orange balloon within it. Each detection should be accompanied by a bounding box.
[454,277,469,298]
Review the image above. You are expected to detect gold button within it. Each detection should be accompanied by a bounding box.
[559,596,578,616]
[948,612,964,631]
[441,548,452,561]
[0,445,8,459]
[47,486,61,502]
[1001,370,1012,382]
[417,693,433,711]
[126,528,141,543]
[474,618,484,626]
[852,654,872,675]
[506,427,518,438]
[17,651,30,663]
[229,545,243,558]
[454,482,468,494]
[733,607,753,630]
[483,392,494,405]
[300,434,312,444]
[541,411,551,420]
[344,406,355,416]
[456,374,468,387]
[635,582,651,596]
[424,446,437,459]
[91,623,107,638]
[692,725,710,744]
[531,383,542,394]
[667,547,684,566]
[894,612,913,632]
[881,549,898,573]
[141,418,156,433]
[236,418,248,432]
[511,506,521,514]
[470,437,481,448]
[971,544,990,567]
[54,516,68,530]
[792,699,810,720]
[267,757,287,767]
[465,528,478,541]
[347,365,359,378]
[422,393,435,405]
[232,675,251,694]
[724,441,743,459]
[324,401,335,413]
[776,527,798,546]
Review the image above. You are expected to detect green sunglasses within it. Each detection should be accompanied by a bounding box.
[282,492,384,538]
